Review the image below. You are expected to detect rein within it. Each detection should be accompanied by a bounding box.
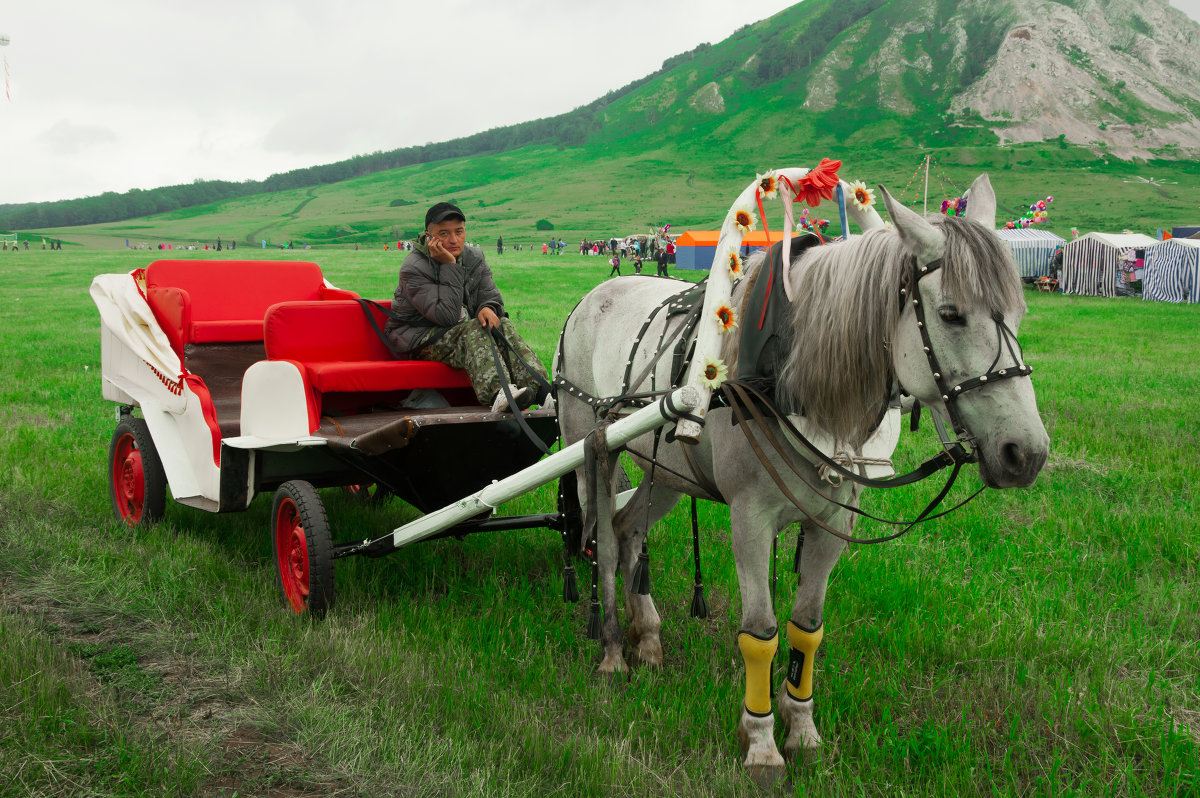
[721,380,983,545]
[354,298,554,454]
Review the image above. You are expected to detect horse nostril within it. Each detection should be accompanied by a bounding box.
[1000,441,1027,474]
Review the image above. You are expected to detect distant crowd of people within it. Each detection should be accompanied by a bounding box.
[1,237,63,250]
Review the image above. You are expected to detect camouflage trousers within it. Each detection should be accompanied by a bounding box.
[417,317,548,405]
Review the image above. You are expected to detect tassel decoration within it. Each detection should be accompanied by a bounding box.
[587,600,603,639]
[690,582,709,619]
[562,564,579,603]
[631,539,651,595]
[688,497,709,619]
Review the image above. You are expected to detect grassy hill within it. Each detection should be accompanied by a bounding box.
[25,139,1200,251]
[10,0,1200,248]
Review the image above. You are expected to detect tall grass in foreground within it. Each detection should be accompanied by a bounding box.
[0,248,1197,796]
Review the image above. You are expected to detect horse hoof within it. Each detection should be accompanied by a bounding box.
[633,638,663,668]
[598,651,629,675]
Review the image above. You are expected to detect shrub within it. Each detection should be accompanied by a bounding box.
[535,219,555,230]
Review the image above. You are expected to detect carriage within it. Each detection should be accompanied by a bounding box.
[92,164,1047,781]
[91,258,697,617]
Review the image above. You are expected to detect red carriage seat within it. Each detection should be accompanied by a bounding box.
[263,300,473,420]
[144,260,359,355]
[139,260,360,461]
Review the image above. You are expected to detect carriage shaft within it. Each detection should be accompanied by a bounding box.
[388,387,701,550]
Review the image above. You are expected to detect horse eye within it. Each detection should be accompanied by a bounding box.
[938,306,966,326]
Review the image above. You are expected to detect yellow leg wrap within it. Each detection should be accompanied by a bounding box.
[738,630,779,717]
[785,620,824,702]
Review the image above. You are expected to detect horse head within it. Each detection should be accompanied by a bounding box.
[882,174,1049,488]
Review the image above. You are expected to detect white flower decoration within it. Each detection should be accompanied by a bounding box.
[699,356,729,389]
[727,251,743,282]
[729,203,757,235]
[848,180,875,211]
[756,171,779,201]
[714,303,738,335]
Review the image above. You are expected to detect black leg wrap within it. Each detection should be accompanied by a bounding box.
[631,540,651,595]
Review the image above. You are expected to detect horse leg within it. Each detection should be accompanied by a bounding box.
[613,481,680,667]
[730,502,786,781]
[778,518,849,762]
[594,461,628,674]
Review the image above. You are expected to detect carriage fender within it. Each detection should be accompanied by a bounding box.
[240,360,319,443]
[137,395,220,507]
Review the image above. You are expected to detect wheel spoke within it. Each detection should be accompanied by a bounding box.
[275,499,310,613]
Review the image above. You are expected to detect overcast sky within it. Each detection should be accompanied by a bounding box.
[2,0,1199,206]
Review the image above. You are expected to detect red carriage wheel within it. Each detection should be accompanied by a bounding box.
[107,415,166,527]
[271,481,334,618]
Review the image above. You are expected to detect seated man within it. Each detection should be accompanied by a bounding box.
[385,202,548,412]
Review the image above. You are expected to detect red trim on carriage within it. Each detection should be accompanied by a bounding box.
[182,374,223,465]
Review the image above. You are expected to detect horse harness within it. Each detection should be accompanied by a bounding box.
[901,255,1034,458]
[556,253,1036,547]
[554,279,709,421]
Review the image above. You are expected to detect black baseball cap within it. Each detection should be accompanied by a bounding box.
[425,202,466,228]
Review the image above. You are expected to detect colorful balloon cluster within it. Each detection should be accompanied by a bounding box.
[1003,196,1054,229]
[941,196,968,216]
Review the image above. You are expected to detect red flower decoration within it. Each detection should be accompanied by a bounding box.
[794,158,842,208]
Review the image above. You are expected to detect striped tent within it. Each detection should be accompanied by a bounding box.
[1143,238,1200,304]
[993,228,1066,278]
[1061,232,1158,298]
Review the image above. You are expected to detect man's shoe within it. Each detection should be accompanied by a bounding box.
[491,385,528,413]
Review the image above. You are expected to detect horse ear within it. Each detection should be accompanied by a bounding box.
[879,184,945,264]
[964,173,997,229]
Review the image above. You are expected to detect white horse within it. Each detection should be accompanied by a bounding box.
[554,175,1049,778]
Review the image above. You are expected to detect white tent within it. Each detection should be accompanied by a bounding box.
[1143,238,1200,304]
[994,228,1066,278]
[1061,232,1157,298]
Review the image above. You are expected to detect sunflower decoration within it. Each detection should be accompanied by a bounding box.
[727,251,743,282]
[714,303,738,335]
[699,356,729,389]
[756,171,779,201]
[847,180,875,211]
[729,202,757,235]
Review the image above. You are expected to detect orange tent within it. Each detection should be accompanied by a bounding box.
[674,230,806,270]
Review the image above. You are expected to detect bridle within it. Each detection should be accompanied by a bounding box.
[900,256,1034,464]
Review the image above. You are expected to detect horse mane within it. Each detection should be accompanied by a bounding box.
[755,215,1025,448]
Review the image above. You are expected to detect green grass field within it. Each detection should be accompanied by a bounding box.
[0,247,1197,796]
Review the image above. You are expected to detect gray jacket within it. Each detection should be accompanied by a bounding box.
[384,241,504,356]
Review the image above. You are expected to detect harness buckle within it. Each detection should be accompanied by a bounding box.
[946,441,977,465]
